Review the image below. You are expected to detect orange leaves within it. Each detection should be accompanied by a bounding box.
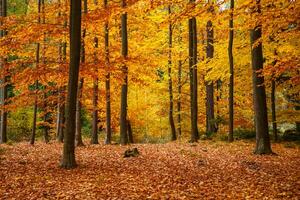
[0,141,299,199]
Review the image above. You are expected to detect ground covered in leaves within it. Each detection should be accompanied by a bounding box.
[0,141,299,199]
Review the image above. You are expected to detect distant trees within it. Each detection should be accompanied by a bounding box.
[60,0,82,169]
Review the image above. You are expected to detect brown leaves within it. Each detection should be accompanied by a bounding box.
[0,141,299,199]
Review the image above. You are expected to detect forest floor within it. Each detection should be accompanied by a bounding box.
[0,140,299,199]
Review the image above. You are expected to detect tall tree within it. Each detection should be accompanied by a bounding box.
[167,5,176,141]
[60,0,82,169]
[177,25,183,137]
[104,0,112,144]
[250,0,272,155]
[41,0,49,143]
[205,3,217,135]
[189,0,199,142]
[0,0,7,143]
[30,0,41,145]
[91,36,99,144]
[76,0,88,146]
[0,0,8,144]
[119,0,128,145]
[228,0,234,142]
[76,78,84,146]
[56,0,67,143]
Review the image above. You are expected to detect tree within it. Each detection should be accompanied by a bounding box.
[228,0,234,142]
[119,0,128,145]
[30,0,42,145]
[167,5,176,141]
[60,0,82,169]
[177,24,183,137]
[76,78,84,146]
[250,0,272,155]
[206,3,217,135]
[189,0,199,142]
[0,0,8,144]
[104,0,112,145]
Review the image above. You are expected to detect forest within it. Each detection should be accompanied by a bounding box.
[0,0,299,199]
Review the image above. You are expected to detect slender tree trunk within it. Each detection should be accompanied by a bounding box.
[30,0,41,144]
[60,0,82,169]
[56,0,64,143]
[271,80,277,141]
[104,0,112,145]
[250,0,272,155]
[75,0,87,146]
[120,0,128,145]
[188,0,199,142]
[43,91,49,143]
[0,0,7,143]
[127,120,133,144]
[177,60,182,137]
[76,78,84,146]
[206,19,217,135]
[168,6,176,141]
[91,0,99,145]
[91,77,99,144]
[228,0,234,142]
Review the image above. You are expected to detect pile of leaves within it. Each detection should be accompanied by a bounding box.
[0,141,299,199]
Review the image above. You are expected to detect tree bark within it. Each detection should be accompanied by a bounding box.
[76,78,84,146]
[168,6,176,141]
[104,0,112,145]
[30,80,38,145]
[91,77,99,144]
[127,120,133,144]
[228,0,234,142]
[0,0,7,144]
[188,0,199,142]
[271,80,277,141]
[91,0,99,145]
[120,0,128,145]
[60,0,81,169]
[206,19,217,135]
[43,91,49,143]
[250,0,272,155]
[30,0,41,145]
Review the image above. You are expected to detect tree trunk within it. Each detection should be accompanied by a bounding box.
[60,0,81,169]
[120,0,128,145]
[91,77,99,144]
[30,80,38,145]
[127,120,133,144]
[91,0,99,145]
[104,0,112,145]
[188,0,199,142]
[76,78,84,146]
[30,0,41,144]
[0,0,7,144]
[43,91,49,143]
[177,60,182,137]
[271,80,278,142]
[250,0,272,155]
[56,88,65,143]
[168,6,176,141]
[228,0,234,142]
[206,19,217,135]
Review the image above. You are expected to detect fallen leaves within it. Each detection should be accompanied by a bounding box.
[0,141,299,199]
